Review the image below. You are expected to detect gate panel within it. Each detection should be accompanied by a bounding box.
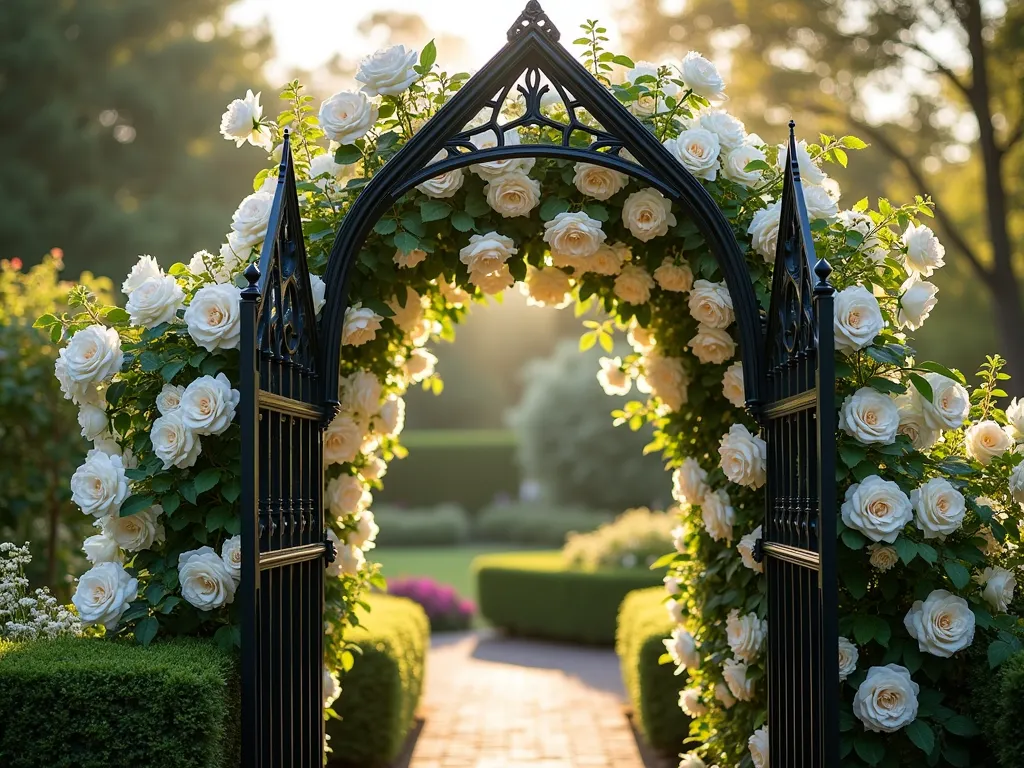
[758,123,838,767]
[240,133,329,768]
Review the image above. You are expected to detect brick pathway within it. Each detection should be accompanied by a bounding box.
[407,630,647,768]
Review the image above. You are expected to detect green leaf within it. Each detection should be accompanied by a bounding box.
[146,583,167,605]
[840,528,867,551]
[854,736,885,766]
[840,135,869,150]
[161,360,186,382]
[611,54,635,67]
[583,203,609,222]
[141,323,172,342]
[419,39,437,70]
[989,639,1015,668]
[394,231,420,253]
[334,144,362,165]
[908,373,934,403]
[179,482,198,505]
[539,197,571,221]
[419,200,452,222]
[193,468,221,495]
[105,307,130,324]
[120,494,156,517]
[838,443,867,468]
[373,218,398,235]
[917,361,966,385]
[906,719,935,754]
[134,616,159,647]
[894,536,917,565]
[943,715,978,737]
[943,560,971,590]
[222,479,241,503]
[450,211,475,232]
[33,313,58,329]
[161,493,181,516]
[105,381,128,407]
[917,542,938,564]
[139,350,163,372]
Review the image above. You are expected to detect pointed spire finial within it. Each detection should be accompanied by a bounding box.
[508,1,560,42]
[787,119,800,181]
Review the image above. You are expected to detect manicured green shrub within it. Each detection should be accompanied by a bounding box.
[563,507,676,571]
[327,593,429,767]
[0,637,239,768]
[973,647,1024,766]
[616,587,690,753]
[473,500,612,546]
[373,429,520,512]
[473,551,664,644]
[372,502,470,547]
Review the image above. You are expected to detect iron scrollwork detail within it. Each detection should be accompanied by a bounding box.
[507,0,560,42]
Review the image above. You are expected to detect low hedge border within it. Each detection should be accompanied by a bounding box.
[327,593,430,767]
[0,637,239,768]
[473,551,664,645]
[616,587,690,753]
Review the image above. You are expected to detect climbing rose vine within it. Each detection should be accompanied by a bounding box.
[38,16,1022,767]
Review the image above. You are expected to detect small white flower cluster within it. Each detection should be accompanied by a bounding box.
[0,542,81,640]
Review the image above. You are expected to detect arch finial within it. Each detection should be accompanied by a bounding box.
[508,1,560,42]
[787,119,801,181]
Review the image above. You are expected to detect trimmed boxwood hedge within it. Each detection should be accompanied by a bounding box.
[473,550,664,645]
[972,647,1024,766]
[616,587,690,753]
[0,637,239,768]
[327,593,430,767]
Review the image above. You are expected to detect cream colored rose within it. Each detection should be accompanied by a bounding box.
[71,450,130,518]
[82,532,121,565]
[722,362,745,409]
[543,211,606,259]
[803,183,839,220]
[101,505,164,552]
[838,210,886,262]
[854,664,919,733]
[359,454,387,482]
[126,274,184,329]
[897,277,938,331]
[679,689,707,718]
[318,91,378,144]
[469,129,535,179]
[572,162,628,200]
[687,280,734,329]
[895,393,940,451]
[469,265,515,295]
[726,608,766,661]
[460,231,518,274]
[394,247,427,270]
[185,283,243,352]
[694,109,745,151]
[680,51,727,100]
[1010,463,1024,504]
[622,188,677,242]
[723,657,754,701]
[666,128,721,181]
[404,348,437,383]
[666,598,685,624]
[627,321,657,354]
[833,286,883,353]
[722,144,766,187]
[156,384,184,416]
[341,304,383,347]
[485,171,541,218]
[625,61,680,115]
[324,666,341,709]
[841,476,912,543]
[72,561,138,630]
[523,266,572,308]
[179,373,239,436]
[1006,397,1024,440]
[976,566,1016,612]
[220,535,241,582]
[151,411,202,470]
[664,575,682,595]
[911,478,966,540]
[839,387,900,445]
[349,510,379,550]
[778,138,827,186]
[902,222,945,277]
[340,371,382,421]
[55,325,123,404]
[179,546,237,610]
[738,525,763,574]
[678,754,706,768]
[838,637,859,681]
[597,356,631,397]
[747,201,781,262]
[416,150,465,198]
[437,276,471,307]
[748,727,768,768]
[77,404,108,441]
[638,353,688,411]
[375,395,405,437]
[701,488,735,543]
[904,589,975,658]
[715,682,737,709]
[867,543,899,572]
[663,626,700,670]
[336,543,366,576]
[688,325,735,365]
[613,264,655,305]
[325,412,366,466]
[583,242,627,276]
[965,420,1012,465]
[718,424,766,489]
[653,258,693,293]
[672,458,708,505]
[308,153,347,193]
[355,44,419,96]
[229,190,274,250]
[671,524,687,554]
[914,372,970,431]
[219,89,271,150]
[387,287,426,334]
[327,475,371,518]
[122,254,162,295]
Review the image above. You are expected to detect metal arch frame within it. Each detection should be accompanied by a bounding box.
[320,0,766,418]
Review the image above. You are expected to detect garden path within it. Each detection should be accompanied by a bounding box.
[406,630,650,768]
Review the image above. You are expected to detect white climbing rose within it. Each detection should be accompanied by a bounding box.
[663,575,682,595]
[349,510,379,551]
[219,89,272,150]
[867,544,899,572]
[82,532,121,565]
[597,356,631,397]
[778,138,827,186]
[317,91,379,144]
[613,264,656,305]
[687,280,734,329]
[485,171,541,218]
[901,222,945,277]
[336,543,366,576]
[840,476,912,543]
[229,191,274,251]
[679,51,727,100]
[185,283,243,352]
[688,324,735,365]
[679,753,706,768]
[911,478,966,540]
[178,546,237,610]
[101,505,164,553]
[310,274,327,315]
[663,626,700,670]
[54,325,124,405]
[653,258,693,293]
[354,45,419,96]
[71,561,138,630]
[722,361,745,409]
[125,274,184,328]
[722,144,766,187]
[151,411,202,470]
[665,598,685,624]
[679,689,707,719]
[340,370,383,421]
[387,286,426,334]
[122,254,162,296]
[221,535,242,582]
[839,387,900,445]
[665,128,721,181]
[324,412,366,466]
[639,354,689,411]
[802,183,840,220]
[77,404,108,441]
[854,664,919,733]
[723,657,754,701]
[543,211,606,258]
[965,420,1013,465]
[179,373,240,436]
[976,567,1016,613]
[522,266,572,308]
[715,682,737,709]
[416,151,465,199]
[326,475,371,517]
[726,609,766,662]
[833,286,883,353]
[838,637,859,682]
[695,109,746,151]
[837,210,886,262]
[701,488,735,543]
[737,526,763,574]
[460,231,518,274]
[748,727,769,768]
[672,458,708,505]
[913,372,970,431]
[341,304,383,347]
[71,450,130,518]
[903,589,975,658]
[747,201,782,263]
[897,277,939,331]
[621,188,677,242]
[469,129,535,179]
[895,393,940,451]
[156,384,185,416]
[718,424,766,489]
[572,162,628,200]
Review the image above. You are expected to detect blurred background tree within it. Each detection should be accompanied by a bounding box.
[0,0,271,282]
[623,0,1024,384]
[0,251,112,598]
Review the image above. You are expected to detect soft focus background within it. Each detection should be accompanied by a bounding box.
[3,0,1022,602]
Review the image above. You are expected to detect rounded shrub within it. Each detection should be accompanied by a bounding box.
[563,507,676,571]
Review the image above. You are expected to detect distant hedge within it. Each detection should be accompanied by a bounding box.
[374,430,519,511]
[373,503,471,547]
[473,551,663,645]
[0,638,238,768]
[616,587,690,753]
[327,593,429,767]
[474,501,612,546]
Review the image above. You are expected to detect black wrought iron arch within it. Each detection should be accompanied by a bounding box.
[320,0,766,416]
